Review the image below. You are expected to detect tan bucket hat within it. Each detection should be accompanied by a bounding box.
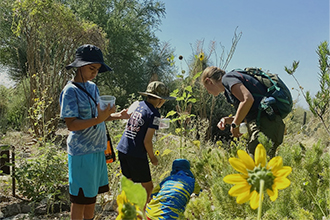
[138,81,176,100]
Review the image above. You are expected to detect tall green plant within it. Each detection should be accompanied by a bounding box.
[179,29,241,141]
[11,0,107,138]
[167,77,197,158]
[285,41,330,136]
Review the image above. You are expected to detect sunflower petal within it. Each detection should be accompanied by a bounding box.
[236,190,251,204]
[249,190,259,210]
[116,214,122,220]
[273,177,291,190]
[229,158,248,175]
[267,188,278,201]
[228,183,251,196]
[237,150,255,170]
[223,174,247,184]
[117,191,126,205]
[255,144,266,167]
[267,156,283,171]
[273,166,292,178]
[266,188,274,197]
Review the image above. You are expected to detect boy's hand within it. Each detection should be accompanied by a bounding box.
[150,156,158,166]
[119,109,130,119]
[97,103,116,122]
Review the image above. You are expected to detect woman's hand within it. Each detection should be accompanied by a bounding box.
[217,118,226,130]
[217,117,234,130]
[231,126,241,138]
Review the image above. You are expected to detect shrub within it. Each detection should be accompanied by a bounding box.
[14,143,68,204]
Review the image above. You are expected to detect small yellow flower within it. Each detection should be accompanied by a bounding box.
[155,150,160,156]
[223,144,292,210]
[199,52,204,61]
[192,140,200,148]
[167,58,170,62]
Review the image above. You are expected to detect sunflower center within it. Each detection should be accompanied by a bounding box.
[247,165,275,192]
[122,202,137,219]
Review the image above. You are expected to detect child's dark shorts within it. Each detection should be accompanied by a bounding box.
[118,151,151,183]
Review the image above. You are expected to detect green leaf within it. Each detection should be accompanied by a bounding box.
[175,128,182,134]
[185,85,193,92]
[171,89,179,95]
[166,110,177,117]
[171,118,181,122]
[188,98,197,103]
[193,71,202,79]
[121,176,146,210]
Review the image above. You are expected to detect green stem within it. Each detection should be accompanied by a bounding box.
[307,188,326,217]
[257,179,265,220]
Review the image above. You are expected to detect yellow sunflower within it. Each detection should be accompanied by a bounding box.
[155,150,160,156]
[199,52,205,61]
[116,191,139,220]
[223,144,292,210]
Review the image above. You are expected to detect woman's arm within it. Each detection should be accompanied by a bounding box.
[230,83,254,137]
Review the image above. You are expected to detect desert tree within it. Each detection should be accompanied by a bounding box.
[11,0,107,139]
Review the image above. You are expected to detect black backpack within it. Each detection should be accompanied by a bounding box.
[235,68,293,121]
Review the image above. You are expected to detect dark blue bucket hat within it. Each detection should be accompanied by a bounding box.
[66,44,112,73]
[170,159,194,178]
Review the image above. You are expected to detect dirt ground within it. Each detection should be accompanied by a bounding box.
[0,131,119,220]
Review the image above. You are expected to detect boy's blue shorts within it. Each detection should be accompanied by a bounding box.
[68,151,109,204]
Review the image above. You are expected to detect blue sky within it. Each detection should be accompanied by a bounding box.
[155,0,329,108]
[0,0,328,108]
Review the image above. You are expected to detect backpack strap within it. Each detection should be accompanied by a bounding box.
[71,82,114,159]
[71,82,97,106]
[71,82,99,129]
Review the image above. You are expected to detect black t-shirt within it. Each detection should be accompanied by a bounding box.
[221,70,268,122]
